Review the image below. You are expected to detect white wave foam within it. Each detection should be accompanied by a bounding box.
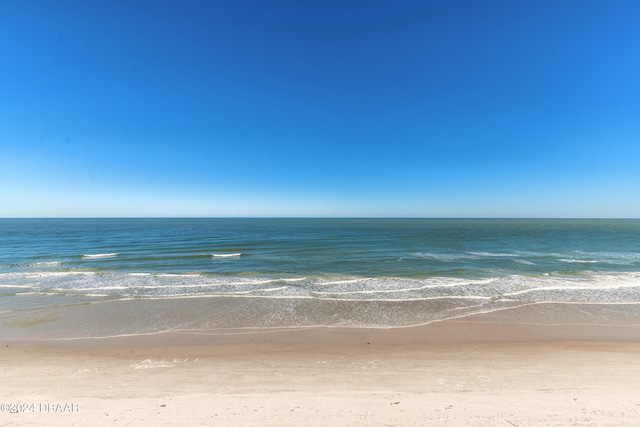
[20,271,96,277]
[116,294,317,301]
[234,286,289,294]
[468,252,517,257]
[586,252,640,265]
[30,261,61,266]
[316,277,493,294]
[156,273,202,277]
[58,286,129,291]
[82,253,118,259]
[312,284,440,295]
[113,293,489,303]
[502,282,640,297]
[320,279,360,285]
[559,259,598,264]
[4,271,640,305]
[415,253,476,262]
[212,253,242,258]
[229,279,275,286]
[314,295,492,302]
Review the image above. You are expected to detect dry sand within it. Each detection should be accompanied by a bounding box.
[1,320,640,426]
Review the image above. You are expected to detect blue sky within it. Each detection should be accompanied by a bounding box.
[1,0,639,217]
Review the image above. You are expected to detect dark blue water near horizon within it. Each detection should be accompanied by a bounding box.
[2,218,640,276]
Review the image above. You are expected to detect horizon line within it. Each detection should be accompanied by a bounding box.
[1,216,638,220]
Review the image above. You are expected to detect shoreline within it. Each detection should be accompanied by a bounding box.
[4,320,640,348]
[3,300,640,347]
[3,297,640,343]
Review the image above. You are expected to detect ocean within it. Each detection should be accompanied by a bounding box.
[1,218,639,340]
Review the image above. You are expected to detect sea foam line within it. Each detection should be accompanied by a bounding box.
[501,282,640,297]
[468,252,518,257]
[105,293,491,302]
[233,286,289,294]
[212,253,242,258]
[82,253,118,259]
[320,279,360,285]
[312,279,492,295]
[46,326,316,342]
[28,261,62,266]
[56,286,129,291]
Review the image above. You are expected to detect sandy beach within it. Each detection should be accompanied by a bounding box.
[2,316,640,426]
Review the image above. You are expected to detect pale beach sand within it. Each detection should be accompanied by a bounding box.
[1,313,640,426]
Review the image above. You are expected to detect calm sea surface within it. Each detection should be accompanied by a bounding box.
[1,218,639,338]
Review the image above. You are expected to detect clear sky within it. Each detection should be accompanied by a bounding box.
[1,0,639,218]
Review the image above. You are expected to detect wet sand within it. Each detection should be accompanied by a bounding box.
[2,315,640,426]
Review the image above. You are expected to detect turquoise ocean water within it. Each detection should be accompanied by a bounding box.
[1,218,639,339]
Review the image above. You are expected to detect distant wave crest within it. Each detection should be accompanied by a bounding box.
[559,259,598,264]
[212,253,242,258]
[82,253,118,259]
